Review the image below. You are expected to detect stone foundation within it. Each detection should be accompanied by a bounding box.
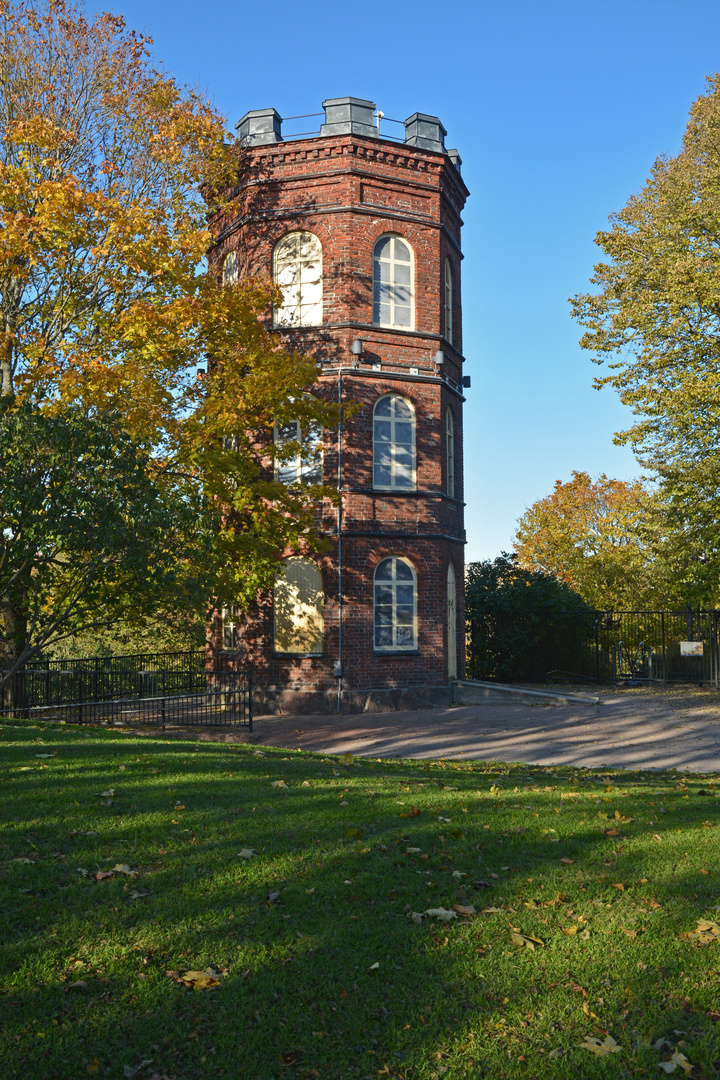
[253,684,453,716]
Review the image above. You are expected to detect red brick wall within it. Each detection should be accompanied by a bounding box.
[209,130,469,701]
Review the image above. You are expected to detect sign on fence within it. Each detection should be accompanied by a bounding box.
[680,641,704,656]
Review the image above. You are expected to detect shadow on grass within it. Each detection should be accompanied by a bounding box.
[1,724,720,1079]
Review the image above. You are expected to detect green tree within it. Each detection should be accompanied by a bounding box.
[514,471,663,609]
[0,0,341,685]
[571,74,720,604]
[465,553,592,682]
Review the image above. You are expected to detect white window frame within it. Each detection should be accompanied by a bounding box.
[446,406,455,498]
[444,257,453,345]
[373,556,418,652]
[221,605,240,650]
[274,557,324,656]
[222,250,238,285]
[372,234,414,330]
[372,394,416,491]
[273,231,323,328]
[274,419,323,486]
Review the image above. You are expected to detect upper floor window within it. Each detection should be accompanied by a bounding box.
[373,235,413,329]
[373,395,415,490]
[446,407,455,498]
[273,231,322,327]
[274,420,323,485]
[444,258,453,345]
[374,557,417,651]
[222,250,238,285]
[274,557,324,655]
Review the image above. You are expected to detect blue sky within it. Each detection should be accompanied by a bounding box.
[111,0,720,562]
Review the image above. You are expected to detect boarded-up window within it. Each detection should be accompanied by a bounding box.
[274,557,324,655]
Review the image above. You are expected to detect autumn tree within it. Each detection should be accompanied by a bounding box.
[513,471,662,609]
[0,0,340,688]
[571,74,720,601]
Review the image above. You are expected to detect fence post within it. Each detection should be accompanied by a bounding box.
[595,617,600,683]
[160,670,166,732]
[661,611,667,686]
[612,646,617,685]
[78,669,83,725]
[248,669,253,733]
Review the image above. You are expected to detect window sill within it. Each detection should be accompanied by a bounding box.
[374,650,420,658]
[273,652,324,659]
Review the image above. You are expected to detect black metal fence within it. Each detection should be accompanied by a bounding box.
[467,609,720,687]
[1,651,252,729]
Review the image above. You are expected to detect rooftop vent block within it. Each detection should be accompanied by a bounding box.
[321,97,378,139]
[404,112,446,154]
[236,108,282,146]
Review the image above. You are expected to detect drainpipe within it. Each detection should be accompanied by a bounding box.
[336,368,343,714]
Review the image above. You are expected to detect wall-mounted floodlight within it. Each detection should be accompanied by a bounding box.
[433,350,444,365]
[350,338,363,355]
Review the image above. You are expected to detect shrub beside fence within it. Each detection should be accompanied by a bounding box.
[467,609,720,687]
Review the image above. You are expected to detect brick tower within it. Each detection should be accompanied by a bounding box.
[212,97,470,714]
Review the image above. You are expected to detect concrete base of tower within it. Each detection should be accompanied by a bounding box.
[253,683,453,716]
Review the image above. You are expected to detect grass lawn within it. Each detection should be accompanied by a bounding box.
[2,719,720,1080]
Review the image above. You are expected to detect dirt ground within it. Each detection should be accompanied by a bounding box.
[155,685,720,774]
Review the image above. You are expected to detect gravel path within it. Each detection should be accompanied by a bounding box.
[162,687,720,774]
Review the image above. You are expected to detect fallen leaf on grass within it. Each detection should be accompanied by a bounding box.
[267,891,281,903]
[410,912,425,924]
[95,870,114,881]
[511,931,545,950]
[239,849,256,859]
[405,847,421,854]
[112,863,136,876]
[339,752,354,765]
[612,882,626,891]
[452,904,476,916]
[128,890,148,900]
[452,870,467,879]
[66,980,89,991]
[35,753,56,759]
[482,907,504,914]
[409,806,421,817]
[560,857,573,864]
[580,1035,622,1056]
[425,908,457,922]
[368,961,380,970]
[653,834,663,842]
[271,780,288,788]
[123,1062,153,1079]
[166,966,228,990]
[96,790,115,798]
[13,857,35,865]
[680,918,720,945]
[658,1051,694,1074]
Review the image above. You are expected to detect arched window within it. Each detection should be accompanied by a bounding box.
[274,420,322,485]
[273,231,322,327]
[373,395,415,490]
[446,407,455,498]
[222,250,238,285]
[373,235,413,328]
[274,557,324,655]
[444,258,453,345]
[374,557,417,651]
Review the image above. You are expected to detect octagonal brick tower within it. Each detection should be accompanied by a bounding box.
[210,96,470,714]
